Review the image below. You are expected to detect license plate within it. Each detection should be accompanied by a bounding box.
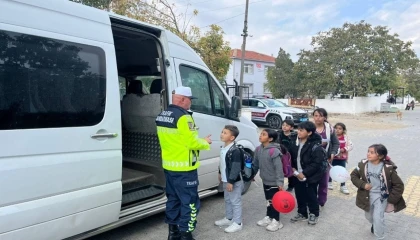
[300,118,308,122]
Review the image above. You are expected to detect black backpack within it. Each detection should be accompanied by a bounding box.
[311,143,328,173]
[236,144,256,182]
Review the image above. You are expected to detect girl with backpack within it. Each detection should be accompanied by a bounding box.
[253,128,284,232]
[312,108,339,209]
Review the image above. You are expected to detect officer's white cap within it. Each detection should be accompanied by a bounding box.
[173,86,197,99]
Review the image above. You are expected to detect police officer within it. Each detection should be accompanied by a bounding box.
[156,86,212,240]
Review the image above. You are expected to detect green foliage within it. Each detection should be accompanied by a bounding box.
[69,0,231,82]
[195,25,232,82]
[402,66,420,100]
[297,21,419,97]
[265,48,296,98]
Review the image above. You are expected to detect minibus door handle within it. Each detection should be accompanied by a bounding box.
[91,133,118,139]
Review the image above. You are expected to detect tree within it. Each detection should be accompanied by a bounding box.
[69,0,114,11]
[195,25,232,81]
[265,48,296,98]
[294,50,336,98]
[69,0,230,83]
[402,66,420,100]
[298,21,419,96]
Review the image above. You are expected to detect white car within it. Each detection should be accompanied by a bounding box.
[242,98,309,129]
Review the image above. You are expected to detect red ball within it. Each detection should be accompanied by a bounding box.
[272,191,296,213]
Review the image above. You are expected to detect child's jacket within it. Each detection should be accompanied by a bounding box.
[253,143,284,187]
[351,159,406,212]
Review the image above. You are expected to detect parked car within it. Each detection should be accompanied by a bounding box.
[252,94,271,98]
[242,98,309,129]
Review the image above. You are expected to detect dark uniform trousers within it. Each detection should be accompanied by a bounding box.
[164,169,200,232]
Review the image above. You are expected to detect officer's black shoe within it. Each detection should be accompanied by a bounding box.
[180,231,195,240]
[168,225,181,240]
[371,224,374,234]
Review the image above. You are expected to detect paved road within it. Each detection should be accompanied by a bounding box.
[89,108,420,240]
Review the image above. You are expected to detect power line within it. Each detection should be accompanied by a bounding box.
[199,13,245,28]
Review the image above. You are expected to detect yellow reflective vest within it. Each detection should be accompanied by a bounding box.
[156,104,210,171]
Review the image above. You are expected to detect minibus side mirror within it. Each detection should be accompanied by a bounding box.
[229,96,240,119]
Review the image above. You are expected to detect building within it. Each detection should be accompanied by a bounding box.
[224,49,275,98]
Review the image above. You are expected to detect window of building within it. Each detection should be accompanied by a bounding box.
[264,86,271,94]
[179,65,212,115]
[0,30,106,130]
[242,83,253,97]
[264,66,270,76]
[244,64,254,74]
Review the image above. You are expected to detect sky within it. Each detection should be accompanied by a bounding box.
[171,0,420,61]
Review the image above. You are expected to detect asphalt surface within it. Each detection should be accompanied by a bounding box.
[89,108,420,240]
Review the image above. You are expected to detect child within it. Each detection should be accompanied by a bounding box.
[289,121,326,225]
[253,128,284,232]
[276,119,298,192]
[329,122,354,194]
[312,108,339,208]
[351,144,406,239]
[214,125,243,233]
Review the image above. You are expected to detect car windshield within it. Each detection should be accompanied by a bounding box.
[261,99,288,108]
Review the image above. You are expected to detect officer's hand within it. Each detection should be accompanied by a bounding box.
[204,135,212,144]
[226,183,233,192]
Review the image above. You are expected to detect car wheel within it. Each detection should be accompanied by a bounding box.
[267,115,282,129]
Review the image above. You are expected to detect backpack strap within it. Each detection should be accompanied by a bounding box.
[269,148,275,157]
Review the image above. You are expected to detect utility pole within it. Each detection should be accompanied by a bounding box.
[238,0,249,113]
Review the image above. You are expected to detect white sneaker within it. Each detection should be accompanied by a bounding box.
[224,222,243,233]
[266,219,283,232]
[340,186,350,195]
[328,182,334,190]
[257,216,271,227]
[215,218,233,226]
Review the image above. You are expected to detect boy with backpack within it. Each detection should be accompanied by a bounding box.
[276,119,297,192]
[289,121,327,225]
[215,125,244,233]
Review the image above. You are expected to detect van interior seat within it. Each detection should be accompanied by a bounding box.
[150,79,162,94]
[126,80,145,96]
[122,80,160,133]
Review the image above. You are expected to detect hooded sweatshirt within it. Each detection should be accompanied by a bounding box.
[253,143,284,187]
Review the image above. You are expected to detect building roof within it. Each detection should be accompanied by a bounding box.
[230,49,275,63]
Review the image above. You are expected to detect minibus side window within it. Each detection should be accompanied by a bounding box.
[0,30,106,130]
[210,79,228,117]
[179,65,212,115]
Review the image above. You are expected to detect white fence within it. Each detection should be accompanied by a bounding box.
[277,96,416,114]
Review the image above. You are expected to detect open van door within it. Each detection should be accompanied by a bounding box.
[0,6,122,239]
